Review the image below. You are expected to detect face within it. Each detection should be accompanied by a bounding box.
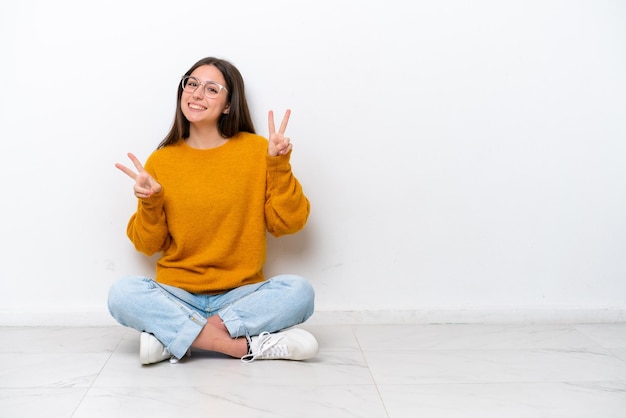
[181,64,230,126]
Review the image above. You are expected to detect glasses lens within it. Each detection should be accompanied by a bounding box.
[181,77,225,97]
[203,82,222,98]
[181,76,198,92]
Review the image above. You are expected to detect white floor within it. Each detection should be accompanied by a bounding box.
[1,323,625,418]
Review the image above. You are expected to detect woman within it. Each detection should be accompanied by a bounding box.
[108,57,317,365]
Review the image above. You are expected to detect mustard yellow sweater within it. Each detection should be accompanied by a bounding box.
[126,132,310,294]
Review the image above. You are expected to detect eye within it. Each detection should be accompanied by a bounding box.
[205,83,220,95]
[183,76,200,89]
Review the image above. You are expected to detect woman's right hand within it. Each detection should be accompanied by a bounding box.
[115,152,162,199]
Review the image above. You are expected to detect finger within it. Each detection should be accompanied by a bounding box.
[134,185,153,196]
[134,191,151,199]
[127,152,145,173]
[278,109,291,135]
[268,110,276,135]
[280,143,293,155]
[115,163,138,180]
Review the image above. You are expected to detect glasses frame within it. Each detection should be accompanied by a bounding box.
[180,76,229,98]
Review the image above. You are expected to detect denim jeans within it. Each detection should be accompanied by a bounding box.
[107,275,315,359]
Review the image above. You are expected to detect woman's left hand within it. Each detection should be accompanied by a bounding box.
[267,109,293,157]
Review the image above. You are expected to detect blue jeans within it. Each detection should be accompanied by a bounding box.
[107,275,315,359]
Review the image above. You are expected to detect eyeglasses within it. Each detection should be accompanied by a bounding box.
[180,76,228,98]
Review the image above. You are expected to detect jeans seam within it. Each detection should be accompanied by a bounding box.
[154,281,205,326]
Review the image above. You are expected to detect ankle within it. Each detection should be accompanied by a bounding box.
[192,324,248,358]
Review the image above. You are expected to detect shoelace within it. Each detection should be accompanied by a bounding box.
[241,332,286,363]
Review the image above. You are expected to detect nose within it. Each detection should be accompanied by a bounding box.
[192,83,204,99]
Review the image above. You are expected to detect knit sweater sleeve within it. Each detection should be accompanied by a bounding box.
[265,151,310,237]
[126,192,170,255]
[125,156,171,255]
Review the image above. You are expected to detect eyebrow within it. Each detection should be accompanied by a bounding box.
[190,76,224,84]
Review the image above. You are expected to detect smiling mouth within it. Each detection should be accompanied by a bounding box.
[188,103,207,111]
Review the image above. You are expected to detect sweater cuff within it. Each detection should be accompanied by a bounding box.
[266,150,291,171]
[139,189,165,209]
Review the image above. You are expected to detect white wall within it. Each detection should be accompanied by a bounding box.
[1,0,625,325]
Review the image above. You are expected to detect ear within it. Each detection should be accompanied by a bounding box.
[223,104,230,114]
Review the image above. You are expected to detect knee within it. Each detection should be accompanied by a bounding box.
[107,277,127,318]
[285,275,315,319]
[278,274,313,297]
[295,276,315,305]
[107,276,148,318]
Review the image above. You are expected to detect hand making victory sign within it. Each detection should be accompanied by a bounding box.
[115,153,162,199]
[267,109,292,157]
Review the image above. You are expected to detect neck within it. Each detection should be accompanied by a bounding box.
[186,125,229,149]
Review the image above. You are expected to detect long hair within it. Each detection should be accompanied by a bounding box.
[157,57,256,149]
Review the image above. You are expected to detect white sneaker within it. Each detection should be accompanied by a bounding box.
[241,328,318,363]
[139,332,173,365]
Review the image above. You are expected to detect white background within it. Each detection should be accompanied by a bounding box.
[1,0,625,325]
